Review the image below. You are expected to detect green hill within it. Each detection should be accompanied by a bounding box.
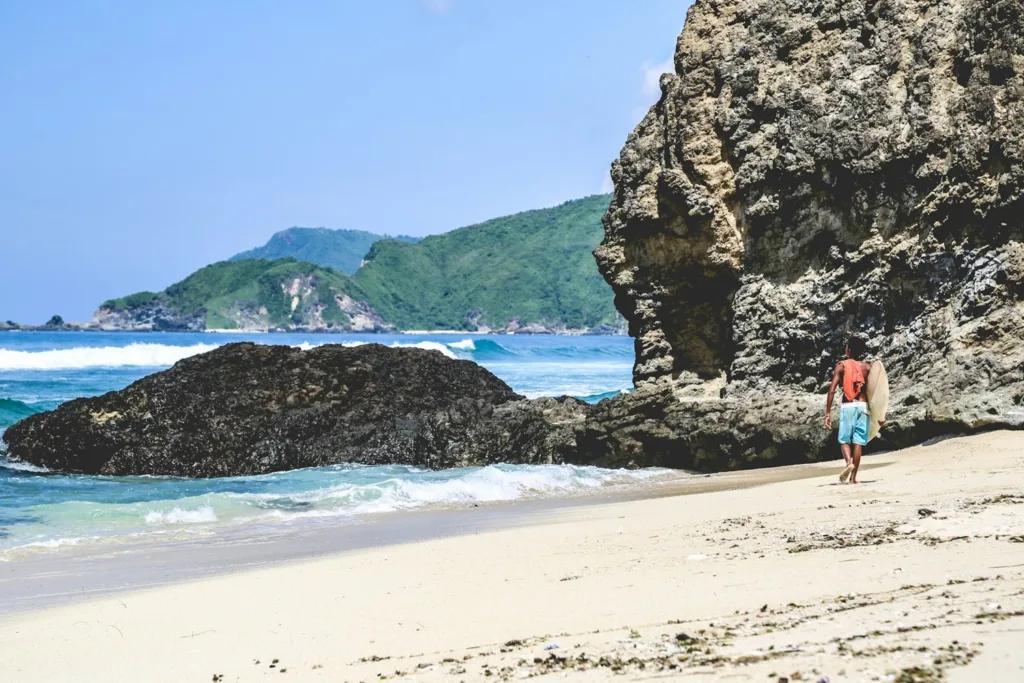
[351,194,617,331]
[96,259,385,332]
[230,228,419,275]
[94,195,621,333]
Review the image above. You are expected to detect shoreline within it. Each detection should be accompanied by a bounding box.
[4,432,1022,681]
[0,461,838,615]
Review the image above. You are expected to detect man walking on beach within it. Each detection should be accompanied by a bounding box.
[825,336,872,484]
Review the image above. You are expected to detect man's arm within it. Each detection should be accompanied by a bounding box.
[825,362,842,429]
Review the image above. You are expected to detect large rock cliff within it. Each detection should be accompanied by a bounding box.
[588,0,1024,468]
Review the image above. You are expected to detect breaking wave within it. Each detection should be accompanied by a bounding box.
[144,505,218,525]
[0,457,49,473]
[0,337,627,373]
[443,338,632,361]
[231,463,668,520]
[0,343,219,371]
[0,398,42,427]
[1,463,677,553]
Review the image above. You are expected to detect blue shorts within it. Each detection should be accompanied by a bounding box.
[838,402,869,446]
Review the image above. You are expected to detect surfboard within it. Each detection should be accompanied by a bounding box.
[866,360,889,441]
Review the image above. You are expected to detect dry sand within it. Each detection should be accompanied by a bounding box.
[2,431,1023,682]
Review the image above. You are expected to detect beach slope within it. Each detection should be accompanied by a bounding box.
[2,431,1023,681]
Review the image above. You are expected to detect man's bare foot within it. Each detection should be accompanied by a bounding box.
[839,464,854,483]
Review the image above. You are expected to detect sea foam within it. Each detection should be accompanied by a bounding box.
[144,505,218,525]
[0,343,219,371]
[0,456,50,473]
[233,463,670,522]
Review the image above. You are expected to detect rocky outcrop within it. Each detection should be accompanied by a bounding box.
[93,259,396,333]
[1,343,590,476]
[91,302,393,333]
[91,302,205,332]
[323,293,392,333]
[591,0,1024,468]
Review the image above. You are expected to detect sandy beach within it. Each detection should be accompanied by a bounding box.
[2,431,1023,682]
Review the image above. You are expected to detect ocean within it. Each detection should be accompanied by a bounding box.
[0,331,669,559]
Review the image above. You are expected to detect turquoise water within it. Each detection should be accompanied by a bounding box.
[0,331,652,556]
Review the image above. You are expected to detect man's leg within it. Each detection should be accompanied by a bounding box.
[849,444,862,483]
[839,442,854,482]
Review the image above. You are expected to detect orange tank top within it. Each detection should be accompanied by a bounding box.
[842,359,866,402]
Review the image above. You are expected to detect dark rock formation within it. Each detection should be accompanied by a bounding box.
[590,0,1024,468]
[1,343,590,476]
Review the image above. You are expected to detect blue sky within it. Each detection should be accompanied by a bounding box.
[0,0,690,322]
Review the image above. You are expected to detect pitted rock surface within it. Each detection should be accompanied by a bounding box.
[589,0,1024,468]
[1,343,590,476]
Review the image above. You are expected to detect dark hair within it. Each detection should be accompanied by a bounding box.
[846,335,867,358]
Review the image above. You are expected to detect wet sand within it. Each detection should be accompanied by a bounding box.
[1,432,1022,681]
[0,461,843,613]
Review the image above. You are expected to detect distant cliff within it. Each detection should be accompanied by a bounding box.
[95,195,623,334]
[230,227,419,275]
[582,0,1024,469]
[94,259,390,332]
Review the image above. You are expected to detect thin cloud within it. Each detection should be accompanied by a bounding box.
[641,58,674,101]
[423,0,455,13]
[601,171,615,194]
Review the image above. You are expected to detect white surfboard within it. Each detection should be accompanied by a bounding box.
[867,360,889,441]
